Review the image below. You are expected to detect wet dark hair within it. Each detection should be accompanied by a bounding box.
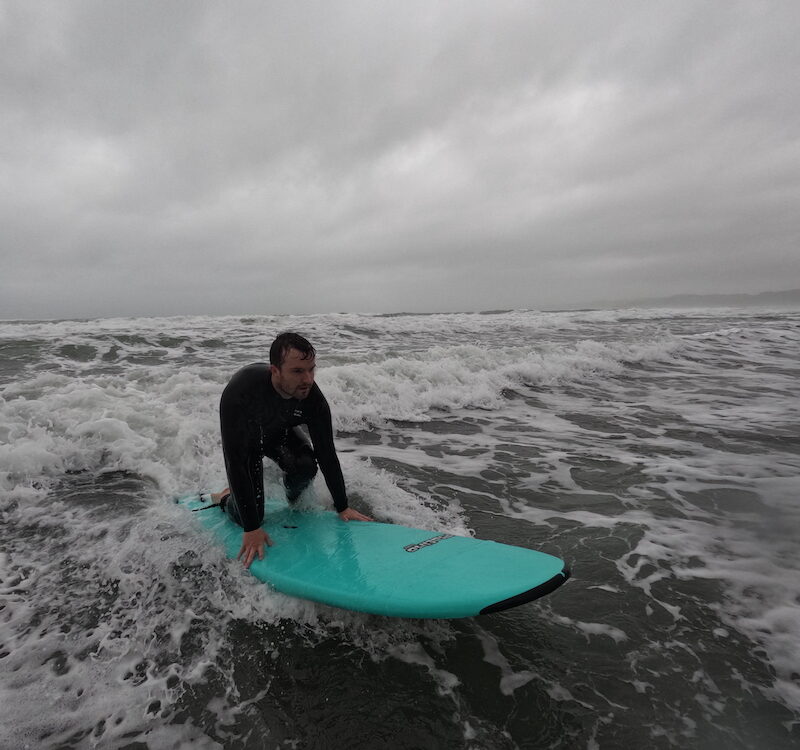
[269,332,316,367]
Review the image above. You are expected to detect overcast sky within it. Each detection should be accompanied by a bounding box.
[1,1,798,318]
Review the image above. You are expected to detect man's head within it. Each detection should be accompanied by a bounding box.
[270,332,317,400]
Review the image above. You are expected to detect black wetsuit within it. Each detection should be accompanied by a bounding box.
[220,363,349,532]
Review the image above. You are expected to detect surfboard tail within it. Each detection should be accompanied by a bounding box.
[478,566,571,615]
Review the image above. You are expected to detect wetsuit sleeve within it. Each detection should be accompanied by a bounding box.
[220,378,263,533]
[307,395,349,513]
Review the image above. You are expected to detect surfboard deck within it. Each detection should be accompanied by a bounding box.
[176,494,570,618]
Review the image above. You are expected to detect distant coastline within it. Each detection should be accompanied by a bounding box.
[584,288,800,311]
[3,288,799,322]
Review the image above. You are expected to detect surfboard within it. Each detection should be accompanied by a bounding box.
[176,494,570,618]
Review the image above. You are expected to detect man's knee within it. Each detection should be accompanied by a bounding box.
[293,450,318,481]
[284,453,317,502]
[222,493,244,527]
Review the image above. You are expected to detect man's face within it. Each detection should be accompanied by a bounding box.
[271,348,316,400]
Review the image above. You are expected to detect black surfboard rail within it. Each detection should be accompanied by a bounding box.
[479,566,571,615]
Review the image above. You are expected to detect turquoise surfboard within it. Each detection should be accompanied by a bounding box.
[176,494,570,618]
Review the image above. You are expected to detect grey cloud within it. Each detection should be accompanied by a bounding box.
[1,1,799,317]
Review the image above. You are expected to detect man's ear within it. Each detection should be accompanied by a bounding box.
[270,364,279,377]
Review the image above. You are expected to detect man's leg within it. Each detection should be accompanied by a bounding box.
[275,428,318,503]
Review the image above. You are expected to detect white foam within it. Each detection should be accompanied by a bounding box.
[321,336,685,431]
[387,641,461,696]
[2,307,799,742]
[474,624,538,696]
[550,613,629,644]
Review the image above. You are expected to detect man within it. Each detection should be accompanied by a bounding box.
[215,332,372,569]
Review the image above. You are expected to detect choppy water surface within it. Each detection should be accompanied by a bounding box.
[1,308,799,749]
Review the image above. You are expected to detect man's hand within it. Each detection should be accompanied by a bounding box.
[338,507,374,522]
[237,528,273,569]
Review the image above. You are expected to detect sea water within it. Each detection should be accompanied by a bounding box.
[0,308,798,749]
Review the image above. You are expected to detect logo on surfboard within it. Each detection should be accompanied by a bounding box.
[404,534,454,553]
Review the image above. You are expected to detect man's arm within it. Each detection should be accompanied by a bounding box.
[308,393,373,520]
[220,399,263,532]
[220,372,275,566]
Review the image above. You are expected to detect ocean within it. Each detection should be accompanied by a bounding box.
[1,307,798,749]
